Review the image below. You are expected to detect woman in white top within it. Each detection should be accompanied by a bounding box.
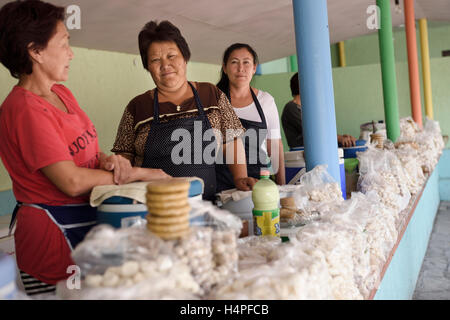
[216,43,285,192]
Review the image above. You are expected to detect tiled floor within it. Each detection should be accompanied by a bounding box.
[413,201,450,300]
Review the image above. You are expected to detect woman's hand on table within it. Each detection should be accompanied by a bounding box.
[234,177,258,191]
[99,153,133,185]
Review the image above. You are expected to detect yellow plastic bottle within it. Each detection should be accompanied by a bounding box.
[252,169,280,237]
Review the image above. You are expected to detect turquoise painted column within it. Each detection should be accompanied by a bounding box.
[291,0,340,184]
[377,0,401,142]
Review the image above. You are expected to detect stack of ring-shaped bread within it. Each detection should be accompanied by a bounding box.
[145,179,191,240]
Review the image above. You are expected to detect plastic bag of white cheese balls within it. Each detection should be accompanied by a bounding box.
[415,118,445,174]
[162,226,239,296]
[70,224,172,276]
[393,143,425,194]
[317,198,372,298]
[210,241,334,300]
[299,164,344,203]
[397,116,444,174]
[349,191,398,292]
[57,224,200,300]
[423,118,445,153]
[174,199,242,294]
[357,145,411,214]
[290,164,344,220]
[398,117,421,142]
[235,235,283,270]
[56,257,201,300]
[292,221,363,300]
[318,191,397,298]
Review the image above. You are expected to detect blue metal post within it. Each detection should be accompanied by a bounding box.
[255,64,262,75]
[291,0,341,184]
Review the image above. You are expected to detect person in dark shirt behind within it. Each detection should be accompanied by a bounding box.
[281,72,356,150]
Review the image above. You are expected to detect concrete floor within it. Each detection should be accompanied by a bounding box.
[413,201,450,300]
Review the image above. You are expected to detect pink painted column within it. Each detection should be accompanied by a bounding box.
[404,0,423,128]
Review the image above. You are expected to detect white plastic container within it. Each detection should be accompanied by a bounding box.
[219,189,293,236]
[360,121,386,142]
[285,150,306,185]
[220,196,254,236]
[97,203,148,228]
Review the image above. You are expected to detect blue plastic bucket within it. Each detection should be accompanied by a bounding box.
[285,160,306,184]
[343,140,368,159]
[284,150,305,184]
[97,198,148,229]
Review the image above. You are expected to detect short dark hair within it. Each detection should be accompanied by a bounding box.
[290,72,300,96]
[0,0,65,79]
[216,43,259,97]
[138,20,191,70]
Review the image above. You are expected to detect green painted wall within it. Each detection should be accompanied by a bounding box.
[333,27,415,67]
[339,22,450,67]
[1,68,20,191]
[252,57,450,152]
[263,22,450,72]
[0,46,222,191]
[330,44,340,68]
[260,57,290,74]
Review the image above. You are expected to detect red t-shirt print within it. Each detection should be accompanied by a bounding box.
[68,125,100,169]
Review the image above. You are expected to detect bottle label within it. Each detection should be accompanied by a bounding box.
[252,208,280,237]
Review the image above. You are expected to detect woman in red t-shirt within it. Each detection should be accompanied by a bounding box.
[0,0,169,296]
